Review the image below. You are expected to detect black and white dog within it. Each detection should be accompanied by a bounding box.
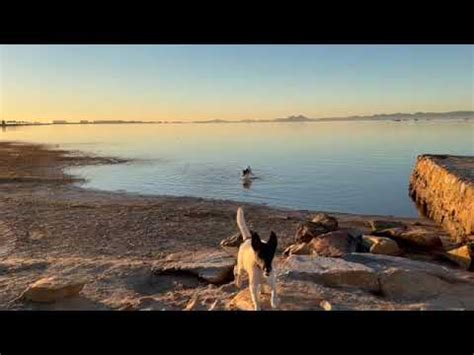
[234,207,279,310]
[242,166,253,178]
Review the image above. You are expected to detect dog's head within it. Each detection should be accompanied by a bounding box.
[251,231,278,277]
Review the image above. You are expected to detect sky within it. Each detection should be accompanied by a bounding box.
[0,45,472,122]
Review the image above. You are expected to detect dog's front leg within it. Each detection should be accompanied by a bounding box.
[234,265,242,288]
[269,273,279,309]
[249,274,261,311]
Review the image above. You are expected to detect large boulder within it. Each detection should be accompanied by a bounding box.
[284,230,359,258]
[22,276,87,303]
[281,253,474,302]
[295,222,329,243]
[309,230,358,257]
[372,226,443,251]
[283,242,313,257]
[280,255,379,292]
[378,268,450,300]
[342,253,460,279]
[152,251,236,285]
[295,214,339,243]
[312,213,338,230]
[369,220,406,232]
[342,253,472,301]
[361,235,402,256]
[445,244,472,270]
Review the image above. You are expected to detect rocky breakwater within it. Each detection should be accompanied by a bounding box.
[409,154,474,243]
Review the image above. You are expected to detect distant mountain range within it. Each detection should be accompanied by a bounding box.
[192,111,474,124]
[273,114,313,122]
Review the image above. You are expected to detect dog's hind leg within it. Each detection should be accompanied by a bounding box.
[234,251,244,288]
[234,265,242,288]
[249,273,261,311]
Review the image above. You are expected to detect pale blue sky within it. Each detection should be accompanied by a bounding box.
[1,45,472,121]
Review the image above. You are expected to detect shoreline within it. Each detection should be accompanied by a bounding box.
[13,138,430,220]
[0,141,465,310]
[70,183,424,221]
[5,138,424,219]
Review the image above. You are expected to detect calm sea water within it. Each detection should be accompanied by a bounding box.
[2,120,473,217]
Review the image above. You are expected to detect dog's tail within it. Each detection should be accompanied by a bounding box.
[236,207,251,240]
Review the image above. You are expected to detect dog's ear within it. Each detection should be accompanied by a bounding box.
[267,231,278,255]
[251,231,262,251]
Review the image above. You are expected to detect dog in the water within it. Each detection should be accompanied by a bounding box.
[242,166,253,178]
[234,207,278,310]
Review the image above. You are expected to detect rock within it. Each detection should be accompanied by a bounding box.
[281,253,474,302]
[343,253,472,301]
[371,226,407,239]
[285,231,359,258]
[320,300,332,311]
[295,214,339,243]
[283,242,313,257]
[22,276,87,303]
[343,253,458,278]
[373,226,443,251]
[280,255,380,292]
[28,230,45,241]
[295,222,328,243]
[311,213,338,230]
[398,228,444,250]
[361,235,402,256]
[378,267,450,300]
[309,230,358,257]
[152,251,236,285]
[220,232,243,248]
[445,244,472,270]
[227,279,327,311]
[369,220,406,232]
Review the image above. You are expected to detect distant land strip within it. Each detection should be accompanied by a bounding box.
[2,111,473,126]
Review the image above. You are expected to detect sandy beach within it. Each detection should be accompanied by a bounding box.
[1,141,469,310]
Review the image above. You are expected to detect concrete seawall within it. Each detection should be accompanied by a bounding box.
[409,155,474,243]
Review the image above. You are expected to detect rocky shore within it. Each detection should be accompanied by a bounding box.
[1,141,473,310]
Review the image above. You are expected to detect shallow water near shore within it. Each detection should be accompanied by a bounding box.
[2,120,473,217]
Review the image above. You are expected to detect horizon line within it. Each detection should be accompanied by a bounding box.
[3,109,473,124]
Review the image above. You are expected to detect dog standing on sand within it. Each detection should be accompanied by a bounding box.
[234,207,279,310]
